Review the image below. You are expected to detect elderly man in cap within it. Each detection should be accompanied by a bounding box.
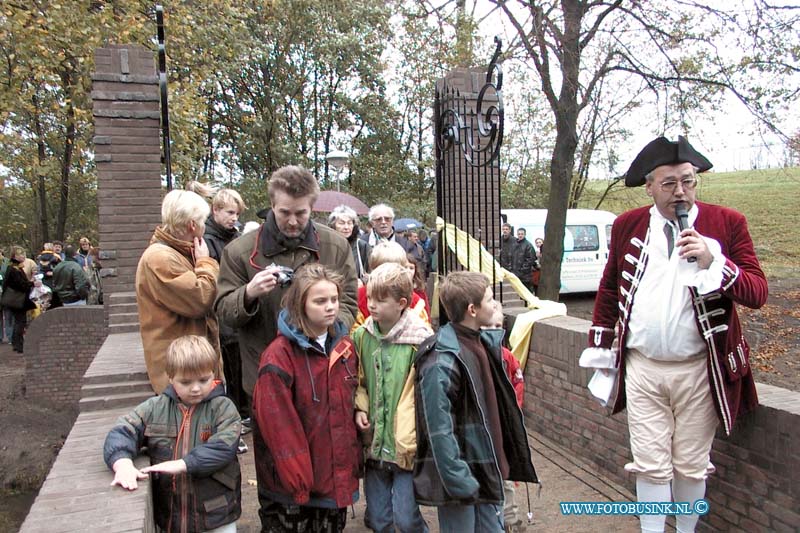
[580,136,767,533]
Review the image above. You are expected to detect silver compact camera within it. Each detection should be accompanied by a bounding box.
[270,264,294,288]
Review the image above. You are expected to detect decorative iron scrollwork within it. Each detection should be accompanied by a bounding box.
[156,5,172,190]
[436,37,504,167]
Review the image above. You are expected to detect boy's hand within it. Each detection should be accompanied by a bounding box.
[111,458,148,491]
[141,459,188,476]
[355,411,370,430]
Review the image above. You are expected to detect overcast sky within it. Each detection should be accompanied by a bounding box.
[470,0,798,175]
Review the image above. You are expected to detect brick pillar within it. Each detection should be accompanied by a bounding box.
[91,45,163,303]
[435,67,502,258]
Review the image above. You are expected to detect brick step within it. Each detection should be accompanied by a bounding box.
[108,302,138,315]
[79,390,155,412]
[109,312,139,326]
[108,322,140,335]
[83,369,149,386]
[81,379,153,398]
[106,291,137,306]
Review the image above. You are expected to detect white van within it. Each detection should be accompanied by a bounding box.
[501,208,617,294]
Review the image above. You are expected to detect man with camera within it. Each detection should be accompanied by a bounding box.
[214,165,358,411]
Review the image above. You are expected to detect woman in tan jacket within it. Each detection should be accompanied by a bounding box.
[135,188,222,393]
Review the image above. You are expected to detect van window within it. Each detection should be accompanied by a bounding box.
[606,224,613,249]
[564,225,599,252]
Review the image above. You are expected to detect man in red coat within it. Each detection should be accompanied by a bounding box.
[580,136,768,533]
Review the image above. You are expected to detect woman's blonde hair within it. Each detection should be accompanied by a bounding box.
[213,189,246,213]
[166,335,219,378]
[10,245,25,259]
[185,181,246,214]
[368,241,409,271]
[281,264,344,338]
[161,189,210,235]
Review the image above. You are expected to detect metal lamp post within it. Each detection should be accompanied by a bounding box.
[325,149,349,191]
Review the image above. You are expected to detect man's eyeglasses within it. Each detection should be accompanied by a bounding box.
[659,178,698,193]
[371,216,393,223]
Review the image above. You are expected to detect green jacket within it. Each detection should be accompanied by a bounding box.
[52,258,89,303]
[103,383,242,532]
[413,323,537,505]
[214,217,358,395]
[0,257,9,289]
[353,310,432,470]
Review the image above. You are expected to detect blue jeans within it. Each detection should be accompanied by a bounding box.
[437,503,505,533]
[2,307,13,341]
[364,464,428,533]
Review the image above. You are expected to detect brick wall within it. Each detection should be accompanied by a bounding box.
[519,313,800,532]
[92,45,163,298]
[25,306,108,407]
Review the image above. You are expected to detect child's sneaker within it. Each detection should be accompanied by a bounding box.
[237,437,248,454]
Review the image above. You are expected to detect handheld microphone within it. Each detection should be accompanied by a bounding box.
[674,203,696,263]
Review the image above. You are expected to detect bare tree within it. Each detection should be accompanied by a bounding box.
[490,0,799,300]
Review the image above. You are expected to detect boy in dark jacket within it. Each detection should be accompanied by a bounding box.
[104,335,242,533]
[414,271,537,533]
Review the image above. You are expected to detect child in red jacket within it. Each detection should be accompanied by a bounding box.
[485,303,526,532]
[252,264,361,532]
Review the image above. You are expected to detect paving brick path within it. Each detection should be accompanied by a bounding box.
[233,430,640,532]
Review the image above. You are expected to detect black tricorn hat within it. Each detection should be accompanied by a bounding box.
[625,135,713,187]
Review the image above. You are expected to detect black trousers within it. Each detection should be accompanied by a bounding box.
[221,341,248,417]
[11,308,27,353]
[258,496,348,533]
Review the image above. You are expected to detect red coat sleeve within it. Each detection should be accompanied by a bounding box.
[713,210,767,309]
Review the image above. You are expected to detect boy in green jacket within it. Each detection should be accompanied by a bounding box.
[414,271,537,533]
[104,335,241,533]
[353,262,433,532]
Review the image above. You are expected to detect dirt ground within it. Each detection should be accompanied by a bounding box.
[0,277,797,531]
[0,343,76,532]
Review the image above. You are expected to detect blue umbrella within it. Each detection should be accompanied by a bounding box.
[394,218,425,231]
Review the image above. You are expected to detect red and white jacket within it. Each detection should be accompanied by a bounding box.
[586,201,767,435]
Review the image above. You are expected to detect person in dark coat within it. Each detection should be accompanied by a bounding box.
[203,188,246,262]
[511,228,535,290]
[2,247,37,353]
[52,245,90,306]
[499,223,516,271]
[328,204,371,285]
[414,272,537,532]
[202,187,248,420]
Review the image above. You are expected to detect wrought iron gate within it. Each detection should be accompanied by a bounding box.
[434,38,504,297]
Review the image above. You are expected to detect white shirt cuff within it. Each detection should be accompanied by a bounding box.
[579,347,617,369]
[679,236,725,295]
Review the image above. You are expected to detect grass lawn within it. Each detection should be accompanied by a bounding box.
[577,167,800,279]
